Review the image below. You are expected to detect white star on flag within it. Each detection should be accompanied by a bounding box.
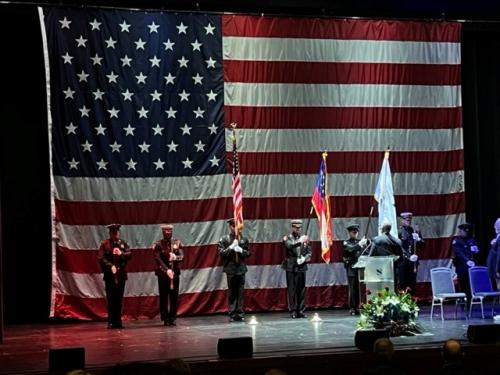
[181,123,192,135]
[182,157,193,169]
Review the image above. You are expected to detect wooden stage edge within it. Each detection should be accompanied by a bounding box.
[1,307,499,374]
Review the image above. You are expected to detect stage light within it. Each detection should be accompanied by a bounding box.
[310,312,322,322]
[248,315,258,325]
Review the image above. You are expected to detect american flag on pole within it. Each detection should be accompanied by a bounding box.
[312,153,333,264]
[230,125,244,234]
[39,6,463,319]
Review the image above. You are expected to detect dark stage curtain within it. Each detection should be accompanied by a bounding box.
[461,23,500,259]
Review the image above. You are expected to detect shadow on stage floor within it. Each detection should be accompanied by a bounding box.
[1,306,499,374]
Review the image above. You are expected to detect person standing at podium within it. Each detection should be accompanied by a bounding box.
[343,223,368,315]
[371,221,404,289]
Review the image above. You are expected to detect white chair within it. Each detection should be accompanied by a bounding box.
[468,266,500,318]
[430,267,467,320]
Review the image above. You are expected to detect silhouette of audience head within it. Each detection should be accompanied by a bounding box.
[373,337,394,363]
[264,369,288,375]
[442,339,464,363]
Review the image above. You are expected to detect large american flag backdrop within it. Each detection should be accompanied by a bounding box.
[39,7,463,320]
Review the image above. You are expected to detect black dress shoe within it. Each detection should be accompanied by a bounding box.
[297,313,307,318]
[229,317,236,322]
[163,320,169,326]
[291,312,298,319]
[349,309,356,316]
[168,319,176,326]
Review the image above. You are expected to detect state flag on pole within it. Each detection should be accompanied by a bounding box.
[374,151,398,237]
[312,153,333,263]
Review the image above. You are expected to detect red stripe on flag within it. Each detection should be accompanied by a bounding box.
[54,192,464,225]
[224,61,461,85]
[233,151,464,174]
[53,283,432,320]
[224,106,463,130]
[222,15,461,42]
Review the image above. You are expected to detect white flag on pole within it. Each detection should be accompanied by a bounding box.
[374,150,398,237]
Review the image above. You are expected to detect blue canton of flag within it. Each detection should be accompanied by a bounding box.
[44,8,225,177]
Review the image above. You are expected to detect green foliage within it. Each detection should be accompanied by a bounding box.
[357,288,421,336]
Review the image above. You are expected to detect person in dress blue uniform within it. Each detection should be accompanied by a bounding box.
[451,222,479,305]
[218,218,251,322]
[397,212,425,293]
[282,219,312,319]
[343,223,369,315]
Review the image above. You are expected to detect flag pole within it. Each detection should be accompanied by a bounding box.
[230,122,240,262]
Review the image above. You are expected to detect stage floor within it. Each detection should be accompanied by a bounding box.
[1,306,498,374]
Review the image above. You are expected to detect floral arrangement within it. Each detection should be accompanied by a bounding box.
[357,288,421,336]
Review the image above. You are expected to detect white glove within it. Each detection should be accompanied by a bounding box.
[229,239,238,250]
[169,252,177,261]
[412,233,421,241]
[409,254,418,262]
[166,269,174,279]
[470,245,479,254]
[234,245,243,254]
[467,260,475,268]
[299,235,308,244]
[297,256,305,265]
[359,237,368,247]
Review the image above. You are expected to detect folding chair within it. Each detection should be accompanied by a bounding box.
[468,266,500,318]
[430,267,467,320]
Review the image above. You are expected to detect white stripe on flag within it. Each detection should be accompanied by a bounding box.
[225,128,463,152]
[56,213,465,250]
[53,172,465,201]
[223,37,461,64]
[224,83,461,108]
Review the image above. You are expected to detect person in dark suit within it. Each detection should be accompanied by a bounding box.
[487,218,500,291]
[451,223,479,304]
[218,218,251,322]
[343,223,369,315]
[282,219,312,318]
[97,224,132,329]
[153,224,184,326]
[371,221,404,289]
[397,212,425,293]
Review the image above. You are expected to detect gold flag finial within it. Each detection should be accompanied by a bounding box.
[384,147,391,159]
[230,122,238,142]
